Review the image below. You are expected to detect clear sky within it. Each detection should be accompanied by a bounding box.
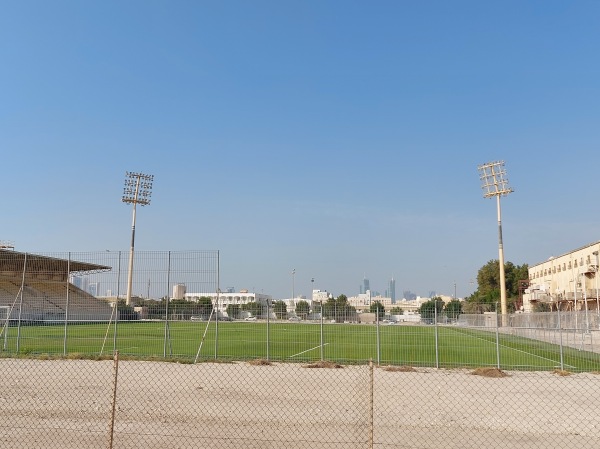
[1,1,599,300]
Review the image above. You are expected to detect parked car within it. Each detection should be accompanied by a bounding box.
[288,316,301,321]
[245,316,257,321]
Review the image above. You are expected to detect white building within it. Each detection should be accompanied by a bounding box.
[311,289,330,304]
[523,240,600,312]
[184,289,272,317]
[172,284,186,300]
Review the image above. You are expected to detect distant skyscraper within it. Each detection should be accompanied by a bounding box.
[363,276,370,294]
[89,282,100,297]
[403,290,416,301]
[389,278,396,302]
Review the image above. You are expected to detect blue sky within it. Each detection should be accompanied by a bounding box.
[1,1,599,300]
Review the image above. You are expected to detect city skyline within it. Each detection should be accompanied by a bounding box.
[2,2,600,300]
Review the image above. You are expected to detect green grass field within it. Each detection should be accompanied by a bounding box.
[2,320,600,372]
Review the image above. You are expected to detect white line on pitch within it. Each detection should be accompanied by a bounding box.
[449,327,576,368]
[289,343,329,358]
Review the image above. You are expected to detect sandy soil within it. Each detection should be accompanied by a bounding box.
[1,358,599,449]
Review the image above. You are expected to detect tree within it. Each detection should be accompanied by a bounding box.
[295,300,310,319]
[241,301,263,317]
[323,294,356,322]
[138,298,166,319]
[225,303,240,319]
[273,300,287,319]
[323,297,336,319]
[444,299,463,321]
[197,297,214,319]
[418,297,444,324]
[116,300,138,321]
[465,260,528,313]
[390,306,403,315]
[532,302,551,312]
[370,301,385,320]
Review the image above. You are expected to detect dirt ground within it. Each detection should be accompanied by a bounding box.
[1,358,599,449]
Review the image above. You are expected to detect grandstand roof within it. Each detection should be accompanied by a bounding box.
[0,250,111,275]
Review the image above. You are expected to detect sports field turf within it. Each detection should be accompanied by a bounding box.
[3,321,600,372]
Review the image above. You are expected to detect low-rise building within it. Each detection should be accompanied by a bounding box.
[523,240,600,312]
[184,290,272,317]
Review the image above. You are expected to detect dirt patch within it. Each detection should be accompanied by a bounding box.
[552,369,572,376]
[471,367,509,378]
[303,360,343,369]
[248,359,273,366]
[381,365,417,372]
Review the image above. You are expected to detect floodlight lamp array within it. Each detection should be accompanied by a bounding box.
[122,171,154,206]
[477,160,513,198]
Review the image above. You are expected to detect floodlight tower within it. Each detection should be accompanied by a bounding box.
[122,171,154,306]
[478,161,513,323]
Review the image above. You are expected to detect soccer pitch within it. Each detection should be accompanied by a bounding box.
[4,321,600,372]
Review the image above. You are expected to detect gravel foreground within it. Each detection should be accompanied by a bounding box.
[1,358,599,449]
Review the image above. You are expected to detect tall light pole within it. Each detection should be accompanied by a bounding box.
[291,269,296,300]
[478,161,513,324]
[122,171,154,306]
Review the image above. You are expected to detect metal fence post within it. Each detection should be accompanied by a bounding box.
[109,350,120,449]
[376,307,381,366]
[558,304,564,371]
[369,359,374,449]
[214,253,220,360]
[16,252,27,353]
[320,301,324,361]
[163,251,172,358]
[434,303,439,369]
[495,303,501,369]
[266,298,270,361]
[63,252,71,355]
[113,251,121,353]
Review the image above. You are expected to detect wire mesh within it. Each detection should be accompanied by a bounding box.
[2,252,600,448]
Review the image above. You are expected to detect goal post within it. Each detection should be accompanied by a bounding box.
[0,306,10,322]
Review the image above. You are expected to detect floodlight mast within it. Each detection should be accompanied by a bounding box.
[122,172,154,306]
[477,161,513,324]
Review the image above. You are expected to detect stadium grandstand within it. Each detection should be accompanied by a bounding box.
[0,249,113,323]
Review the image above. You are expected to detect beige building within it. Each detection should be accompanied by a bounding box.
[523,240,600,312]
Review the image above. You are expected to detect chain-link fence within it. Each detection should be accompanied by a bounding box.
[3,355,600,449]
[2,251,600,448]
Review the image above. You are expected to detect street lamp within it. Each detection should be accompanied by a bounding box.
[291,269,296,300]
[478,161,513,323]
[122,171,154,306]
